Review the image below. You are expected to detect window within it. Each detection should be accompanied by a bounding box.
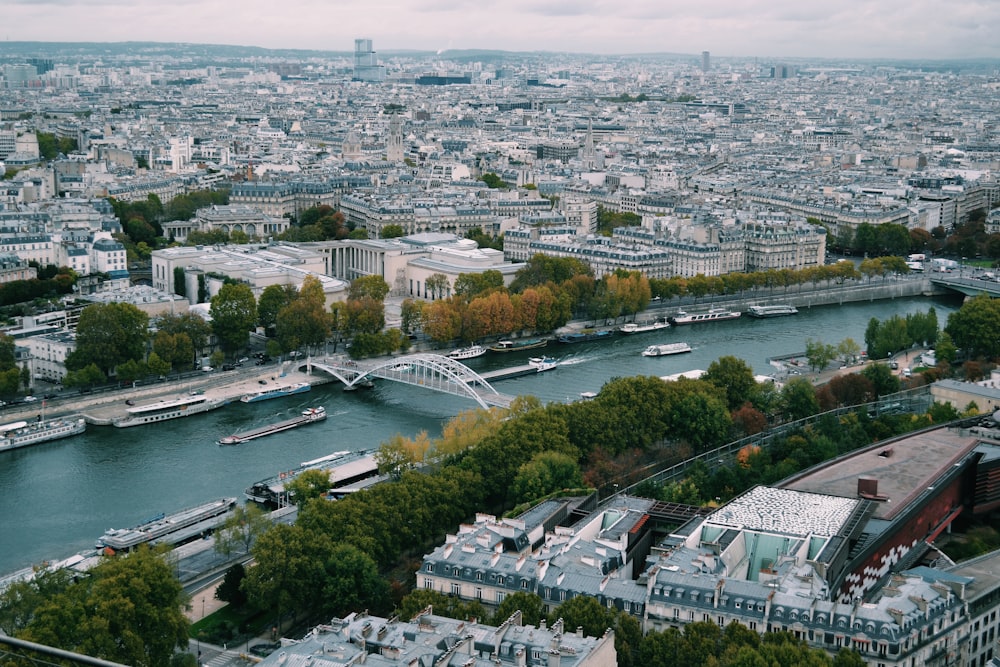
[475,587,482,600]
[451,584,460,596]
[521,580,528,589]
[496,591,505,603]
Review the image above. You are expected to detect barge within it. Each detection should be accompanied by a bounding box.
[95,497,237,553]
[218,406,326,445]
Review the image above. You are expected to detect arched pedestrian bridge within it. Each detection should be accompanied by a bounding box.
[308,353,515,409]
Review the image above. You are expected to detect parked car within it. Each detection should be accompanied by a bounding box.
[221,364,235,371]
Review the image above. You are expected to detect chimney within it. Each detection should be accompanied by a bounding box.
[547,649,562,667]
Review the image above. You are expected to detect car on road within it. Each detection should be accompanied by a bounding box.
[24,395,37,402]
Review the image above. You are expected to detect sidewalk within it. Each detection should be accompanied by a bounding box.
[187,582,228,623]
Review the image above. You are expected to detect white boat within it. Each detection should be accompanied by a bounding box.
[669,308,741,325]
[0,417,86,453]
[113,394,226,428]
[746,304,799,318]
[528,356,557,372]
[240,381,311,403]
[619,320,670,334]
[446,345,487,360]
[642,342,693,357]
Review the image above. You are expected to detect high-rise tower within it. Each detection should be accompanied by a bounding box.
[353,38,386,82]
[701,51,710,73]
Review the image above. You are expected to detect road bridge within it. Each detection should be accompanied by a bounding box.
[308,353,515,409]
[929,274,1000,298]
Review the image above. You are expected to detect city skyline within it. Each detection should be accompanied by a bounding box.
[5,0,1000,61]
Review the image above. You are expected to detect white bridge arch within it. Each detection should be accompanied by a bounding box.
[309,353,513,409]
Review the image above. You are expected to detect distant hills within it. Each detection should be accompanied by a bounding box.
[0,41,995,71]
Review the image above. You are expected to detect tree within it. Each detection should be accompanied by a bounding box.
[861,363,900,396]
[321,544,391,617]
[703,356,758,411]
[215,563,248,608]
[157,313,211,362]
[243,524,329,625]
[511,451,585,504]
[16,546,189,667]
[349,275,390,302]
[804,338,837,372]
[257,283,298,334]
[276,276,331,353]
[400,298,424,334]
[67,302,149,376]
[146,351,171,378]
[284,469,332,505]
[661,379,732,450]
[214,503,272,556]
[62,363,105,389]
[836,338,862,365]
[210,282,257,353]
[781,377,820,421]
[492,592,545,627]
[424,273,450,300]
[454,270,505,299]
[945,294,1000,359]
[380,224,405,239]
[935,331,957,365]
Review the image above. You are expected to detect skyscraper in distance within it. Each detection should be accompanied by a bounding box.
[354,38,386,82]
[702,51,710,72]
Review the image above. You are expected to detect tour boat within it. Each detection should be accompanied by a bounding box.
[446,345,487,360]
[669,308,741,325]
[642,342,693,357]
[746,304,799,318]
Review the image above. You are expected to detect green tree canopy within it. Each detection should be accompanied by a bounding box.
[703,355,758,411]
[11,547,189,667]
[210,282,257,353]
[67,302,149,375]
[349,275,390,302]
[946,294,1000,358]
[258,283,298,333]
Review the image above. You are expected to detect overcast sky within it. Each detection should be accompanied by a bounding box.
[5,0,999,60]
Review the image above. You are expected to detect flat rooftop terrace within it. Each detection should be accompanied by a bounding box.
[781,426,980,520]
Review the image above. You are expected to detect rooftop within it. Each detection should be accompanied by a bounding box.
[781,427,980,520]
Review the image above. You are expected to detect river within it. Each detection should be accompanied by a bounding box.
[0,294,963,576]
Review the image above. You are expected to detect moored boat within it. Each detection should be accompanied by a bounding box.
[240,381,311,403]
[642,342,693,357]
[618,320,670,334]
[746,304,799,318]
[557,329,614,344]
[488,339,548,353]
[95,497,237,553]
[0,416,86,453]
[113,394,226,428]
[446,345,487,360]
[669,308,742,325]
[218,406,326,445]
[245,449,380,506]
